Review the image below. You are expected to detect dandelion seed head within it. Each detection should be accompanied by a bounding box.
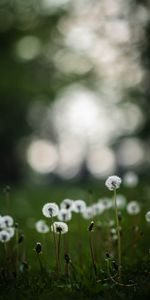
[51,221,68,234]
[99,198,112,210]
[105,175,122,191]
[5,227,15,238]
[145,211,150,223]
[82,207,94,219]
[127,201,140,215]
[0,230,11,243]
[57,208,72,222]
[35,220,49,233]
[2,215,14,227]
[60,199,74,211]
[123,171,138,187]
[73,200,86,213]
[42,203,59,218]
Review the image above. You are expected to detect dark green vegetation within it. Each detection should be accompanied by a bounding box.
[0,182,150,299]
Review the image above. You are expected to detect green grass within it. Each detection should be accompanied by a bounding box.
[0,182,150,299]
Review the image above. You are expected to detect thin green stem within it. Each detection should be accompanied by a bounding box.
[89,232,97,279]
[114,188,122,282]
[15,228,19,274]
[57,232,61,273]
[50,217,59,275]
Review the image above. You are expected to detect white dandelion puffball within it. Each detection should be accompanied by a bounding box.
[127,201,140,215]
[0,230,11,243]
[42,203,59,218]
[6,227,15,238]
[99,198,112,210]
[73,200,86,213]
[105,175,122,191]
[51,221,68,234]
[92,203,105,216]
[35,220,49,233]
[57,208,72,222]
[145,211,150,223]
[82,207,94,220]
[60,199,74,211]
[123,171,138,187]
[2,215,14,227]
[116,194,127,209]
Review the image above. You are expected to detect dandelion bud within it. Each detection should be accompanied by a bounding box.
[88,221,94,232]
[106,252,110,259]
[18,234,24,244]
[35,242,42,254]
[64,254,71,264]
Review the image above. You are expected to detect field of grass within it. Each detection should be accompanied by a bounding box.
[0,180,150,299]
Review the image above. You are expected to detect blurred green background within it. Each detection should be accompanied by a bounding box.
[0,0,150,186]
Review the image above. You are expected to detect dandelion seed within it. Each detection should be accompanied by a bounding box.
[0,230,11,243]
[42,203,59,218]
[51,222,68,234]
[145,211,150,223]
[60,199,74,211]
[57,209,72,222]
[35,220,49,233]
[105,175,122,191]
[2,215,14,227]
[123,171,138,187]
[73,200,86,213]
[127,201,140,215]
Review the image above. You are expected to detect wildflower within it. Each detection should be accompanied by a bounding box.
[0,230,11,243]
[82,207,94,219]
[60,199,74,211]
[127,201,140,215]
[57,209,72,222]
[51,221,68,234]
[42,203,59,218]
[73,200,86,213]
[2,215,14,227]
[105,175,122,191]
[123,171,138,187]
[145,211,150,223]
[116,194,127,209]
[35,220,49,233]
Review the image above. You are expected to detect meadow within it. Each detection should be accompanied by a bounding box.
[0,176,150,300]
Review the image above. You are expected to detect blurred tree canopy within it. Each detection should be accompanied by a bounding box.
[0,0,150,184]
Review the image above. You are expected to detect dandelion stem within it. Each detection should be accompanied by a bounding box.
[15,227,19,274]
[51,217,59,275]
[114,188,122,282]
[89,232,97,279]
[57,231,61,273]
